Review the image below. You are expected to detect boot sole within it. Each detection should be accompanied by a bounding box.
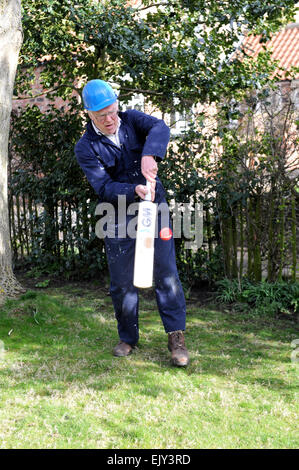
[113,349,132,357]
[113,353,132,357]
[172,358,189,367]
[168,345,189,366]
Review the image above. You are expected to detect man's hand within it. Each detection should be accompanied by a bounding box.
[135,180,156,202]
[141,155,158,183]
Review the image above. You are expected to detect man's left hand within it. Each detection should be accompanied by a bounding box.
[141,155,158,183]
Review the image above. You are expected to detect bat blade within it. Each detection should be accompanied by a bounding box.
[133,183,157,288]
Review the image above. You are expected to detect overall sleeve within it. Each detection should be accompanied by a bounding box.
[75,141,137,205]
[127,110,170,160]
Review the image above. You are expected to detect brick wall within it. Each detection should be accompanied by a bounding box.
[12,65,81,114]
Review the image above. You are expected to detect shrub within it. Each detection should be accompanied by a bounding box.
[216,278,299,317]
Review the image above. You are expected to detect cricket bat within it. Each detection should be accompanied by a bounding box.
[133,180,157,288]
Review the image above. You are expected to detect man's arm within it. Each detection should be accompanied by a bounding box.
[127,109,170,160]
[141,155,158,183]
[75,145,137,205]
[127,109,170,184]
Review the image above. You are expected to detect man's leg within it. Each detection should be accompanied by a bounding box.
[153,215,189,366]
[104,237,139,352]
[154,234,186,333]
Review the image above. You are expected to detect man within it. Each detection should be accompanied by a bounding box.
[75,79,189,366]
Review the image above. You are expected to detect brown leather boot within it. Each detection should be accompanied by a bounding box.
[113,341,133,357]
[168,331,189,367]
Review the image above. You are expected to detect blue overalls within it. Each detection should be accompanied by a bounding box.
[75,109,186,346]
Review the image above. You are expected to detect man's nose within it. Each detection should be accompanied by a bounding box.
[105,114,114,123]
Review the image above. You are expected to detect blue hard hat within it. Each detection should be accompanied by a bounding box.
[82,79,117,111]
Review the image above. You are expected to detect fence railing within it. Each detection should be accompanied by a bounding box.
[8,189,298,282]
[8,192,106,276]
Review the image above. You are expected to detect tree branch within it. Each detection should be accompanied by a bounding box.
[134,3,168,12]
[119,86,163,96]
[13,84,80,100]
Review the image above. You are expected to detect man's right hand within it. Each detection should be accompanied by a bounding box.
[135,181,156,202]
[141,155,158,183]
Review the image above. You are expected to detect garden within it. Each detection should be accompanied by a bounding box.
[0,0,298,450]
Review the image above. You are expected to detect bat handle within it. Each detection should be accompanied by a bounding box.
[145,180,152,201]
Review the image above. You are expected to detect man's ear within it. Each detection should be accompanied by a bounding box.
[87,110,93,121]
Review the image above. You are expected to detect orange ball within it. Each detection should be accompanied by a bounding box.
[160,227,173,241]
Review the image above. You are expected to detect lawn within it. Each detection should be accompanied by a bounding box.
[0,279,298,449]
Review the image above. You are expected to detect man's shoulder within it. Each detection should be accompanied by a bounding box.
[75,132,88,151]
[75,122,94,151]
[119,109,162,129]
[119,109,147,121]
[75,136,97,164]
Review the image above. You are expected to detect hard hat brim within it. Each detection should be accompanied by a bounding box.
[84,95,117,112]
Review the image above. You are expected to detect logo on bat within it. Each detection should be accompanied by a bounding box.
[141,207,154,228]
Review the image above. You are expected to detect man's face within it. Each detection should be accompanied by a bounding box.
[88,102,119,135]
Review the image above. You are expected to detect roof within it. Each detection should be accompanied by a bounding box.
[127,0,141,6]
[242,23,299,78]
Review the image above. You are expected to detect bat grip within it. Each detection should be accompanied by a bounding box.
[145,180,152,201]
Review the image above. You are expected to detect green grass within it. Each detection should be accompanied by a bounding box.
[0,281,298,449]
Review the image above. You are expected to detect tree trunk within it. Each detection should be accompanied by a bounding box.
[231,204,238,278]
[253,195,262,282]
[0,0,24,304]
[278,196,285,282]
[267,186,275,282]
[291,192,297,283]
[239,202,244,279]
[247,197,254,281]
[205,208,213,261]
